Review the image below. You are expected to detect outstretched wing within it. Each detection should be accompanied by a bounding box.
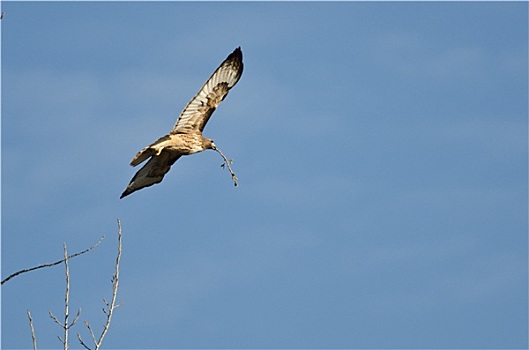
[172,47,243,134]
[120,150,181,198]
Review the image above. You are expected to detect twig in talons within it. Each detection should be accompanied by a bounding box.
[213,146,239,187]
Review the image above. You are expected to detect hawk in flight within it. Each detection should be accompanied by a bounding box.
[121,47,243,198]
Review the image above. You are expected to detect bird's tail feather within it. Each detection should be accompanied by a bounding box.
[130,148,153,166]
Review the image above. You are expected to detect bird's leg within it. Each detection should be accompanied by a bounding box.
[212,146,238,187]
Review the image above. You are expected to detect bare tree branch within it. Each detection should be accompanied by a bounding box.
[78,219,123,350]
[49,243,81,350]
[2,236,104,285]
[77,329,92,350]
[49,310,62,327]
[63,243,70,350]
[95,219,122,349]
[27,310,37,350]
[86,321,97,344]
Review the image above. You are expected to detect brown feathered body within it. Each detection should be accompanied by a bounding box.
[120,47,243,198]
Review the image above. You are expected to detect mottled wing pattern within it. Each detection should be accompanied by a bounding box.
[172,47,243,133]
[120,150,181,198]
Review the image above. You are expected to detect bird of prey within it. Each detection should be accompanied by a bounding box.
[121,47,243,198]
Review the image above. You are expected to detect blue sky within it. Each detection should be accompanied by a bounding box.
[1,1,527,349]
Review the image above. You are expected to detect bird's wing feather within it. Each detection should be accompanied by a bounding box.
[120,151,181,198]
[171,47,243,133]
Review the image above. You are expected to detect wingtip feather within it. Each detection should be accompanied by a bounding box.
[229,46,243,62]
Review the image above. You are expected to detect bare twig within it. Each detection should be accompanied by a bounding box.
[78,219,123,350]
[96,219,122,348]
[63,243,70,349]
[213,146,238,186]
[85,321,97,345]
[49,310,62,327]
[49,243,82,350]
[77,323,93,350]
[2,236,104,285]
[27,310,37,350]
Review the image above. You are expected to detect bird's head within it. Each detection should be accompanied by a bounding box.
[203,138,216,150]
